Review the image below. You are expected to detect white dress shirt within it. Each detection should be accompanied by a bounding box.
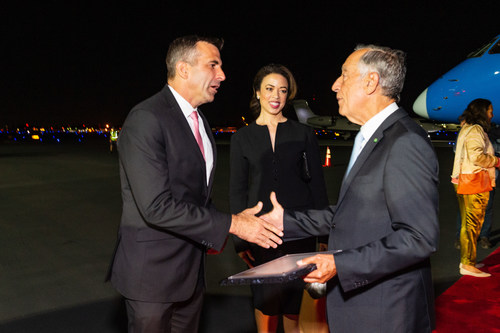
[168,85,214,185]
[358,102,399,152]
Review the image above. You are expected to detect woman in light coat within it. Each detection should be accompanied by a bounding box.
[451,98,498,277]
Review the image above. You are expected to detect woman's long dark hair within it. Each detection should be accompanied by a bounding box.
[459,98,492,132]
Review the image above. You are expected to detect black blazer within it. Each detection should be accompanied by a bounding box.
[108,85,231,302]
[284,109,440,332]
[229,120,328,254]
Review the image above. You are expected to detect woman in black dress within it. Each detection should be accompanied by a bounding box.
[230,64,329,332]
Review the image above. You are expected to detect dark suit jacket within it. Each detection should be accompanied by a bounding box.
[108,85,231,303]
[284,108,439,332]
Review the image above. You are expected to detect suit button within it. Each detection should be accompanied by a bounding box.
[332,224,336,229]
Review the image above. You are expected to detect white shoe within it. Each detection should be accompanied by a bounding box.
[459,264,491,277]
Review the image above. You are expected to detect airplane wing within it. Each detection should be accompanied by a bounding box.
[292,100,445,136]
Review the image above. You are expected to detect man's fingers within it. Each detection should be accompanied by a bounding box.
[255,229,282,249]
[231,209,283,249]
[297,256,315,266]
[297,254,337,283]
[261,220,283,237]
[264,230,283,247]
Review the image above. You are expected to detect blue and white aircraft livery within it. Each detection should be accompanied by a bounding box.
[413,34,500,124]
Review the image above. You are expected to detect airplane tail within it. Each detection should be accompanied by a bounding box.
[292,100,317,125]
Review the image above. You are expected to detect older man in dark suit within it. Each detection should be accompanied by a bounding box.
[107,35,283,333]
[264,45,439,332]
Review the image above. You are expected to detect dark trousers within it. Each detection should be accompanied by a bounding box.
[125,284,204,333]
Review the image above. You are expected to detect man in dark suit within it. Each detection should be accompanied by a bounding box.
[263,45,439,332]
[108,35,283,333]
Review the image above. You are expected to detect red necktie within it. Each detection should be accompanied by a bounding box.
[190,111,205,160]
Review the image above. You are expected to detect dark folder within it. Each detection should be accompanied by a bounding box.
[220,252,318,286]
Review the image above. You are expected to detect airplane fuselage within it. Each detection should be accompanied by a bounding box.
[413,35,500,124]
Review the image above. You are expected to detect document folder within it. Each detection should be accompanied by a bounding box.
[220,252,318,286]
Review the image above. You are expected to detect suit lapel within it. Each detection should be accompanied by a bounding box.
[161,86,209,187]
[337,108,408,206]
[163,86,207,162]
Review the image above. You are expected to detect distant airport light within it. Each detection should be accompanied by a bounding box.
[32,135,40,140]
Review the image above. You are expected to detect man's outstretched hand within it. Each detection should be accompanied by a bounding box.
[230,201,283,249]
[260,192,284,231]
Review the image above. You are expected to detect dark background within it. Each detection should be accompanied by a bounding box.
[2,0,499,128]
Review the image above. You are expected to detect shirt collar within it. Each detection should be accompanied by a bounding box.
[168,85,198,118]
[360,102,398,144]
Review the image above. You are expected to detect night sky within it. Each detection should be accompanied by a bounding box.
[3,1,499,128]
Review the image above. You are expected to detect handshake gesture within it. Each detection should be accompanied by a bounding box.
[231,192,338,283]
[229,192,285,249]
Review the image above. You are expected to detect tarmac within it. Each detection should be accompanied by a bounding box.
[0,137,498,332]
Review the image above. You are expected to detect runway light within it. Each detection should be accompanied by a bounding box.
[32,135,40,140]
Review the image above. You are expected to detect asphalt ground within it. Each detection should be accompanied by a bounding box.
[0,137,498,332]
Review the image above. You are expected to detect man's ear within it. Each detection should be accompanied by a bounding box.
[364,72,380,95]
[176,61,189,79]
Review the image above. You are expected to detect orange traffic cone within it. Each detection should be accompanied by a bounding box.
[323,146,331,167]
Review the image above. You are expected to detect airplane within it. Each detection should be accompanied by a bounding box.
[293,99,360,139]
[413,34,500,124]
[292,99,443,140]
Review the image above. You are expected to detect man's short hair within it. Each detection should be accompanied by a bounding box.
[166,35,224,79]
[355,44,406,102]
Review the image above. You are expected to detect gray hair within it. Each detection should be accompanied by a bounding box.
[354,44,406,102]
[166,35,224,80]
